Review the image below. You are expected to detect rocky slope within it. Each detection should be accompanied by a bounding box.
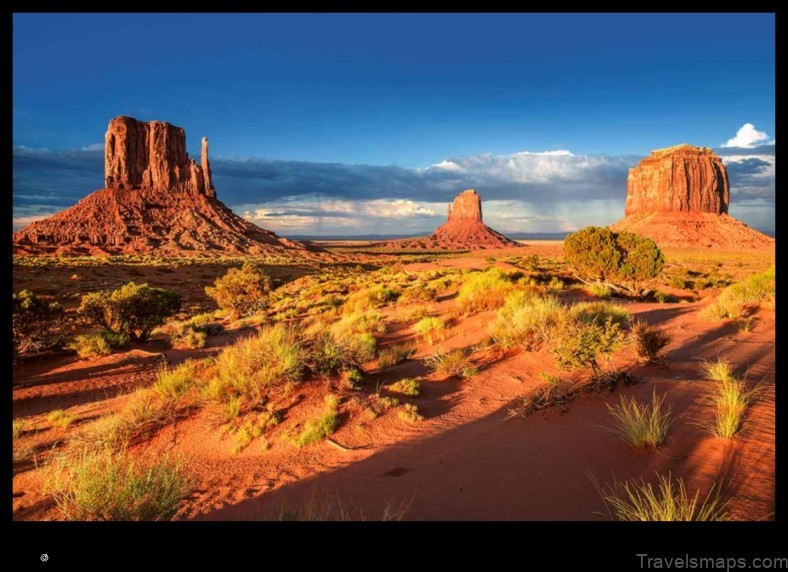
[377,189,517,250]
[14,116,313,256]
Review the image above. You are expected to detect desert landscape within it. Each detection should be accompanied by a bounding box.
[12,114,775,522]
[12,14,776,530]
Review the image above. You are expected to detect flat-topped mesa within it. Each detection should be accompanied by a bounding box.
[625,143,729,216]
[104,116,214,197]
[447,189,483,221]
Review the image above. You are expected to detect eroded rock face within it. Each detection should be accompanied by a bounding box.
[625,144,729,216]
[104,116,214,196]
[377,189,516,250]
[13,115,318,256]
[447,189,483,221]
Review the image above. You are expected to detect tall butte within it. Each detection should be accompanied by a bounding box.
[379,189,517,250]
[611,144,772,249]
[14,116,313,256]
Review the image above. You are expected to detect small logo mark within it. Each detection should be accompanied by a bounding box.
[40,554,49,562]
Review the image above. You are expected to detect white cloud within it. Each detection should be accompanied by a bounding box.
[722,123,772,148]
[429,160,465,172]
[81,143,104,151]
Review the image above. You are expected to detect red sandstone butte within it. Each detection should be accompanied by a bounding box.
[612,144,772,249]
[13,116,315,256]
[379,189,517,250]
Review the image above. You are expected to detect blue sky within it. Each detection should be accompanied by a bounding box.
[13,13,775,235]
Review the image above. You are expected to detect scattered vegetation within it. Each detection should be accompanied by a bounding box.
[378,343,416,368]
[631,320,672,365]
[489,292,562,350]
[704,372,757,440]
[12,289,64,355]
[294,395,341,447]
[456,269,516,314]
[205,261,272,318]
[569,301,630,329]
[13,419,28,439]
[153,361,198,400]
[606,390,672,449]
[48,409,77,430]
[702,268,775,320]
[45,448,192,521]
[587,282,613,299]
[426,347,478,379]
[564,227,664,295]
[414,316,447,345]
[388,378,420,397]
[595,472,729,521]
[398,403,424,422]
[551,317,625,375]
[702,358,736,383]
[80,282,181,342]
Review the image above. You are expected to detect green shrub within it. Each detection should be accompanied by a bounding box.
[294,395,340,447]
[670,276,690,290]
[343,285,399,313]
[569,301,630,329]
[550,317,625,374]
[398,403,424,422]
[307,330,376,374]
[588,282,613,299]
[13,419,28,439]
[48,409,77,429]
[153,361,198,399]
[489,292,563,350]
[12,289,65,355]
[80,282,181,342]
[596,472,729,521]
[631,320,672,365]
[456,269,516,314]
[654,291,678,303]
[399,283,436,304]
[389,378,420,397]
[205,261,272,318]
[607,390,672,449]
[378,343,416,368]
[71,332,112,359]
[702,358,735,383]
[426,348,477,379]
[45,448,192,521]
[209,324,305,403]
[564,227,664,294]
[702,268,775,320]
[414,316,447,345]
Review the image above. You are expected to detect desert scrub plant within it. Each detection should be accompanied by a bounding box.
[702,358,736,383]
[388,378,420,397]
[569,301,630,329]
[12,289,65,355]
[231,409,281,454]
[209,324,305,404]
[507,379,576,419]
[294,395,341,447]
[413,316,447,345]
[307,330,376,374]
[331,310,385,336]
[70,331,112,358]
[342,285,399,313]
[45,448,192,521]
[564,227,664,295]
[705,376,757,439]
[153,361,198,399]
[631,320,672,365]
[399,283,436,304]
[594,472,729,521]
[205,261,272,318]
[606,390,672,449]
[48,409,77,430]
[426,348,478,379]
[79,282,181,342]
[489,292,563,350]
[378,343,416,368]
[550,317,626,375]
[587,282,613,299]
[396,303,432,323]
[456,269,517,314]
[398,403,424,422]
[13,419,28,439]
[702,268,775,320]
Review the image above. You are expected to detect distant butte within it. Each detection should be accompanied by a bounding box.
[13,116,316,256]
[378,189,517,250]
[611,144,772,249]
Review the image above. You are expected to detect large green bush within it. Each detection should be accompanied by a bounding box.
[205,261,272,318]
[79,282,181,342]
[12,289,65,355]
[564,227,664,294]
